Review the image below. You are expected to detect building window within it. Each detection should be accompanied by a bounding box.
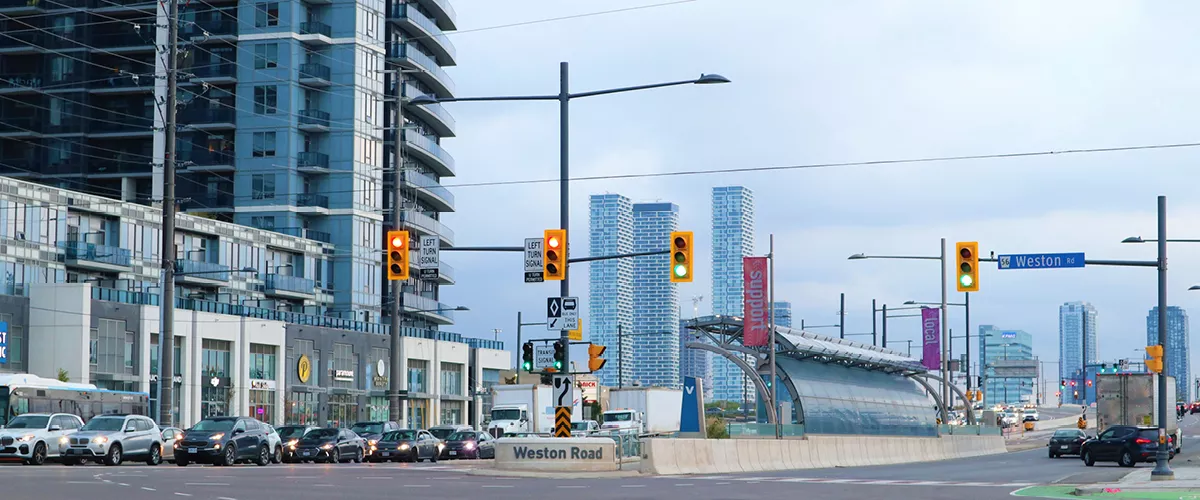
[440,400,462,425]
[254,2,279,27]
[89,319,133,376]
[253,86,277,114]
[250,388,276,423]
[251,173,276,199]
[439,362,463,396]
[252,131,276,157]
[253,43,278,69]
[201,339,231,378]
[250,216,275,230]
[407,399,428,430]
[367,396,387,421]
[201,385,228,418]
[249,344,276,380]
[327,394,354,428]
[408,359,427,393]
[286,391,318,425]
[480,369,500,420]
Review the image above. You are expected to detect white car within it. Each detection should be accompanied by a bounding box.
[160,427,184,463]
[264,425,283,463]
[0,413,84,465]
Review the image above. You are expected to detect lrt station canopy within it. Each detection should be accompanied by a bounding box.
[683,316,974,437]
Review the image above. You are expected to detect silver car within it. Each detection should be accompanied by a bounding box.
[61,415,163,466]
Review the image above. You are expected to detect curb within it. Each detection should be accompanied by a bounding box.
[465,468,644,479]
[1074,485,1200,494]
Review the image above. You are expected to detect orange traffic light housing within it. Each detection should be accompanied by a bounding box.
[587,343,607,372]
[956,241,979,292]
[670,231,694,283]
[544,229,566,281]
[1146,344,1164,373]
[386,230,410,281]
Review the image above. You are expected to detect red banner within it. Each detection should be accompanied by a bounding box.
[742,257,769,346]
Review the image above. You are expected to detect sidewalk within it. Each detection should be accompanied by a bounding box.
[1077,466,1200,496]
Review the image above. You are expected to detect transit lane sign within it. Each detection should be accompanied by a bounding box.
[997,252,1085,270]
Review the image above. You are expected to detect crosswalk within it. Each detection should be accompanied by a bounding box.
[670,476,1036,488]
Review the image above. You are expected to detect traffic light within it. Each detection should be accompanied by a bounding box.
[955,241,979,292]
[552,338,566,371]
[1146,344,1164,373]
[1086,379,1093,387]
[1070,380,1076,387]
[543,229,566,281]
[521,342,534,372]
[587,343,607,372]
[669,231,694,283]
[1060,379,1067,388]
[386,230,410,281]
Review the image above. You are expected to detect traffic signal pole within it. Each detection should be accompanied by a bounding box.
[1153,195,1172,480]
[558,62,572,382]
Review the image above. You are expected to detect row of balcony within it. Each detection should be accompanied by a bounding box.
[0,71,153,94]
[402,169,454,213]
[388,2,456,66]
[399,209,453,247]
[0,107,232,137]
[386,43,455,98]
[400,81,455,137]
[402,131,455,177]
[0,0,156,12]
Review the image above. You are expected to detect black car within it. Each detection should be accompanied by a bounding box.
[1047,429,1088,458]
[440,430,496,460]
[175,417,273,467]
[292,428,365,463]
[1082,425,1174,467]
[368,429,440,463]
[276,425,320,463]
[349,421,400,459]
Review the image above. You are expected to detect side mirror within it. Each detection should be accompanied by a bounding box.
[125,426,136,433]
[232,429,245,436]
[48,425,62,432]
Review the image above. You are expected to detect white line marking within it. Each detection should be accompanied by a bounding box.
[117,483,130,486]
[906,481,948,486]
[674,483,694,486]
[558,485,588,489]
[217,497,238,500]
[174,493,192,497]
[404,485,431,488]
[142,487,157,491]
[65,481,97,484]
[481,485,514,488]
[101,480,112,483]
[620,485,646,488]
[715,482,730,485]
[184,483,230,486]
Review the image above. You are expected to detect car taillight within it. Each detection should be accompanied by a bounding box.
[1135,438,1153,444]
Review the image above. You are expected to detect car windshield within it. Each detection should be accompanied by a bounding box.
[1053,430,1080,437]
[447,431,477,441]
[429,428,456,440]
[571,422,591,430]
[351,423,383,435]
[382,431,417,441]
[304,429,339,440]
[604,412,633,422]
[191,419,236,432]
[276,426,309,439]
[81,417,125,431]
[490,409,522,421]
[5,415,49,429]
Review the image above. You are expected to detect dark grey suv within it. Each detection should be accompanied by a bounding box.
[174,417,272,466]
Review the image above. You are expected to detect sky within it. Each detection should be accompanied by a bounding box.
[434,0,1200,387]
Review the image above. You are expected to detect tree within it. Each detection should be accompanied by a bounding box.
[705,416,728,439]
[57,369,70,383]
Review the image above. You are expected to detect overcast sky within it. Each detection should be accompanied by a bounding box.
[435,0,1200,383]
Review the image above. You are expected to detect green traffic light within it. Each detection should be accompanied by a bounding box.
[959,274,973,288]
[554,361,563,370]
[674,264,688,277]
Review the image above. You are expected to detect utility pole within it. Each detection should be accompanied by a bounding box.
[871,299,877,347]
[769,234,778,437]
[558,62,572,383]
[157,0,180,427]
[388,70,408,426]
[838,292,845,340]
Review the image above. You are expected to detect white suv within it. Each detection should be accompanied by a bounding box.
[62,414,163,466]
[0,413,84,465]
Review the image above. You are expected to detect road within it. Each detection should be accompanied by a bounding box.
[5,414,1199,500]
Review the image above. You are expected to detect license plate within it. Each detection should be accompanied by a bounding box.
[382,452,391,457]
[1060,445,1069,449]
[302,451,311,456]
[188,448,197,454]
[449,451,457,456]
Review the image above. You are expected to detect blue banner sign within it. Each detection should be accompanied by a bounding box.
[0,321,7,364]
[997,252,1085,270]
[680,376,703,433]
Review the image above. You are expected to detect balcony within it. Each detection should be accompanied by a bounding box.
[402,292,455,325]
[390,3,456,66]
[295,192,329,213]
[0,115,40,137]
[176,259,231,286]
[89,73,153,94]
[400,209,453,247]
[415,0,456,31]
[179,106,235,129]
[90,159,153,177]
[403,131,455,177]
[180,149,234,172]
[276,226,331,243]
[0,73,42,93]
[59,241,132,272]
[401,82,454,137]
[186,18,238,41]
[93,0,156,14]
[0,31,43,54]
[91,31,154,52]
[297,151,329,173]
[0,0,46,15]
[298,21,332,44]
[402,169,453,212]
[189,62,237,85]
[264,273,316,299]
[387,43,455,98]
[89,116,153,138]
[92,286,159,306]
[298,109,330,131]
[298,62,331,87]
[180,192,234,211]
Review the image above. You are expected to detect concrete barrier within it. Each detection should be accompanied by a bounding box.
[495,438,618,473]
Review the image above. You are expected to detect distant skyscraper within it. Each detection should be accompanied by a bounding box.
[771,302,793,328]
[679,319,714,401]
[588,194,634,387]
[1059,302,1098,405]
[978,326,1034,406]
[631,203,681,389]
[711,186,755,403]
[1147,306,1190,403]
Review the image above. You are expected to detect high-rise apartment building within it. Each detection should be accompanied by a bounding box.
[1059,301,1097,405]
[710,186,754,403]
[679,319,714,401]
[630,202,680,389]
[771,301,792,328]
[1147,306,1190,403]
[588,194,634,387]
[0,0,460,328]
[978,325,1034,406]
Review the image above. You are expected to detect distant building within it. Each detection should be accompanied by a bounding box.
[710,186,756,403]
[631,203,681,389]
[588,194,635,388]
[1059,302,1098,405]
[978,326,1034,406]
[1147,306,1190,403]
[771,302,793,328]
[679,320,714,401]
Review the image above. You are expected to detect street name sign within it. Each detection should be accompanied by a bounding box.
[524,238,544,283]
[418,235,439,279]
[997,252,1084,270]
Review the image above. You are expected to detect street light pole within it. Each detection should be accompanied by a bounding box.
[941,238,949,417]
[1153,195,1173,480]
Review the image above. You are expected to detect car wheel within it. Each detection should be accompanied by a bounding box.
[353,448,363,464]
[1082,450,1094,467]
[147,444,162,466]
[104,444,123,466]
[273,446,283,464]
[256,446,270,466]
[1048,449,1056,459]
[430,449,438,463]
[1120,450,1135,467]
[176,457,189,467]
[26,442,47,465]
[219,444,236,466]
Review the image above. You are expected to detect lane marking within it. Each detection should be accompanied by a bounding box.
[620,485,646,488]
[715,482,730,485]
[404,485,431,488]
[674,483,695,486]
[185,483,230,486]
[174,493,192,497]
[142,487,157,491]
[481,485,514,488]
[217,497,238,500]
[65,481,98,484]
[118,483,130,486]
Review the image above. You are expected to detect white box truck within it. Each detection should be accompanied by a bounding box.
[486,384,583,437]
[601,387,683,435]
[1095,373,1181,453]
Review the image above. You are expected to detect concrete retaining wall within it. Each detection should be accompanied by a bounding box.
[642,434,1007,475]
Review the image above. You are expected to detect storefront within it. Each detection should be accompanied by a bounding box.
[286,390,319,425]
[407,399,429,430]
[249,379,277,422]
[328,393,355,427]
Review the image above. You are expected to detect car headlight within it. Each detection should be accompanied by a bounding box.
[437,443,445,451]
[59,436,70,444]
[174,433,183,441]
[368,439,377,447]
[16,435,35,442]
[398,443,409,450]
[320,443,334,450]
[209,433,225,441]
[286,439,299,447]
[463,441,475,450]
[93,436,109,445]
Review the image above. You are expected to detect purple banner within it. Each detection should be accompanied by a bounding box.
[921,307,940,371]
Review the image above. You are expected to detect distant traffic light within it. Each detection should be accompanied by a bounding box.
[386,230,410,281]
[955,241,979,292]
[1086,379,1093,387]
[521,342,534,372]
[543,229,566,281]
[1060,379,1067,388]
[587,343,607,372]
[552,339,566,371]
[1146,344,1164,373]
[669,231,694,283]
[1070,380,1077,387]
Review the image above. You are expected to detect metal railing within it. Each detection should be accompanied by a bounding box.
[402,169,453,207]
[296,192,329,208]
[264,273,316,294]
[298,62,331,81]
[177,259,230,280]
[299,109,330,128]
[275,226,331,243]
[727,422,806,438]
[299,21,331,37]
[297,151,329,170]
[403,131,455,174]
[59,241,131,267]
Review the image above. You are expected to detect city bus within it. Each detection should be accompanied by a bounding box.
[0,374,149,426]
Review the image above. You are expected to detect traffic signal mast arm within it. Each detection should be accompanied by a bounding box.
[439,246,670,264]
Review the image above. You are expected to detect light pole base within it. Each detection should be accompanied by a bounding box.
[1150,463,1175,480]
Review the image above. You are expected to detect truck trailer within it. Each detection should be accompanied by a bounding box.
[601,387,683,435]
[1095,373,1181,453]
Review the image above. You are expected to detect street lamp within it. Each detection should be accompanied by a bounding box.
[411,63,729,400]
